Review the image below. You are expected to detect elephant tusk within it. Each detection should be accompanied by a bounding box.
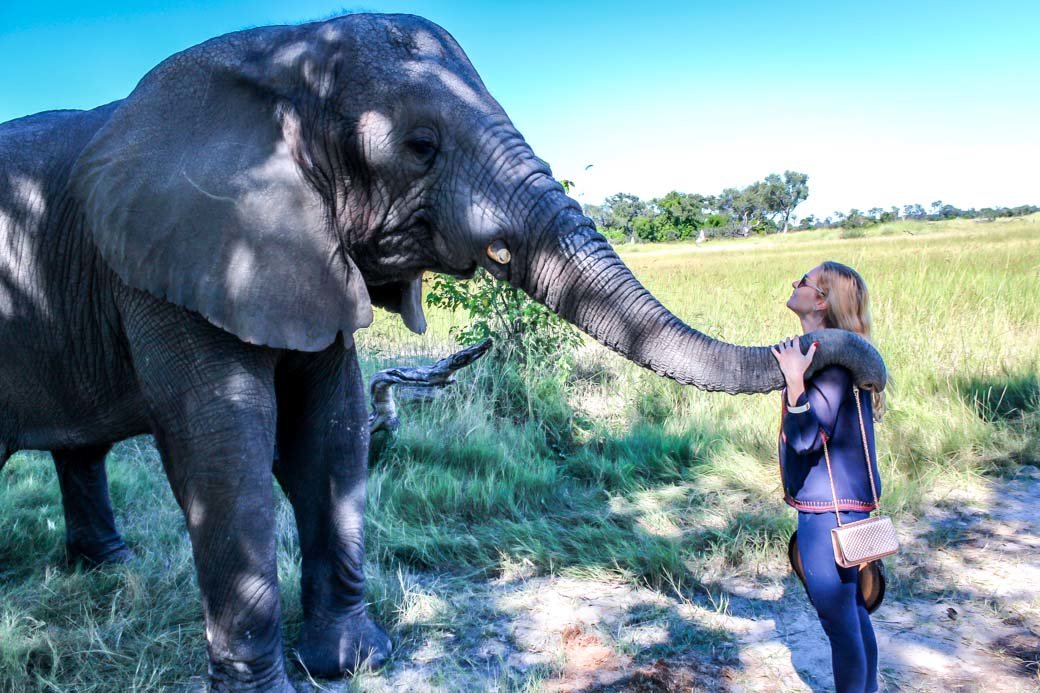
[486,241,511,264]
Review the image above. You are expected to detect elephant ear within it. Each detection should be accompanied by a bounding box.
[71,36,372,351]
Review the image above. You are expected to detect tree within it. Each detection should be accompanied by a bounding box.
[762,171,809,233]
[699,212,728,241]
[655,191,707,240]
[845,208,868,228]
[868,207,884,221]
[903,203,926,220]
[582,203,624,242]
[720,185,769,236]
[602,192,647,243]
[632,215,660,243]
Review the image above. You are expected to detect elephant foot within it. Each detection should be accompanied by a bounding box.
[66,538,135,569]
[208,659,296,693]
[294,611,393,677]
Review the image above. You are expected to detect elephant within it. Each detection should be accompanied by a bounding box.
[0,12,886,691]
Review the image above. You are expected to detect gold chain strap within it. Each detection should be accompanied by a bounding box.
[821,385,878,527]
[854,385,881,510]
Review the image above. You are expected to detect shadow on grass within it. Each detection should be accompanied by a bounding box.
[360,408,789,687]
[4,371,1039,689]
[957,371,1040,423]
[367,408,781,585]
[0,450,66,583]
[0,440,207,690]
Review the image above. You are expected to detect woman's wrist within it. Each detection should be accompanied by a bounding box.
[785,377,806,407]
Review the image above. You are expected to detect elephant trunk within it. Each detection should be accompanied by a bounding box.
[508,195,886,394]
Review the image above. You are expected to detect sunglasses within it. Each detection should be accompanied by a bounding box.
[795,274,825,295]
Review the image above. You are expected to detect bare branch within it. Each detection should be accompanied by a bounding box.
[368,339,493,435]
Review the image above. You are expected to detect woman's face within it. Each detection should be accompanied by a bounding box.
[786,264,827,317]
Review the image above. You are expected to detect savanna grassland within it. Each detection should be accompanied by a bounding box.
[1,215,1038,690]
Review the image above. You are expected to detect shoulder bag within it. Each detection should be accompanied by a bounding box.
[822,386,900,568]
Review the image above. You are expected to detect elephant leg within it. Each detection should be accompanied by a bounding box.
[52,444,134,566]
[122,301,291,692]
[274,338,392,677]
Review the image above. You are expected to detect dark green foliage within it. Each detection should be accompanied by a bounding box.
[653,191,711,241]
[597,193,649,243]
[425,269,582,365]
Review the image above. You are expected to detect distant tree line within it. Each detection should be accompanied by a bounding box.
[580,171,809,244]
[576,170,1038,243]
[798,201,1040,231]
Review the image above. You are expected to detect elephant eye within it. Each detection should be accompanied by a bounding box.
[405,134,438,164]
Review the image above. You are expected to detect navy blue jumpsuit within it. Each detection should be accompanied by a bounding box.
[780,365,880,693]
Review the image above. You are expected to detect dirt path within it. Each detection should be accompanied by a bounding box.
[720,465,1040,692]
[307,467,1040,692]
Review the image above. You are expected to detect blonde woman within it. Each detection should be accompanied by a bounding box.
[772,261,884,693]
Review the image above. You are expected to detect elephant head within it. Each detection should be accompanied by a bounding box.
[72,13,885,393]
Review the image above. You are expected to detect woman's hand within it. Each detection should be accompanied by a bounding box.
[771,337,818,406]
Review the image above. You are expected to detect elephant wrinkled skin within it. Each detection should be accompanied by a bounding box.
[0,13,885,691]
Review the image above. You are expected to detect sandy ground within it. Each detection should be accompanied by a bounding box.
[301,466,1040,692]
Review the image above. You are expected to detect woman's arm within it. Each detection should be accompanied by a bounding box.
[782,366,849,455]
[771,338,848,455]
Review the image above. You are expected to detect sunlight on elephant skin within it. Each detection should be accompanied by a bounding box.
[0,174,51,319]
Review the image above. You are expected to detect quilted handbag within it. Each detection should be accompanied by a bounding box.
[823,386,900,568]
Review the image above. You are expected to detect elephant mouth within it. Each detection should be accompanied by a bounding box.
[425,218,478,278]
[443,263,478,280]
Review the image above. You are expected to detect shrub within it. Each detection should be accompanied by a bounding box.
[425,268,582,365]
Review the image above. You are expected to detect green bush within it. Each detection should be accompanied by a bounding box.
[425,267,582,364]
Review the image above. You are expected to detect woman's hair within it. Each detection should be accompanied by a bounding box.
[816,261,886,420]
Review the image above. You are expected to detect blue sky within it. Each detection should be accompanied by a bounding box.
[2,1,1038,219]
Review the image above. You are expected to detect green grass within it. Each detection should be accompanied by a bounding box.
[1,214,1037,689]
